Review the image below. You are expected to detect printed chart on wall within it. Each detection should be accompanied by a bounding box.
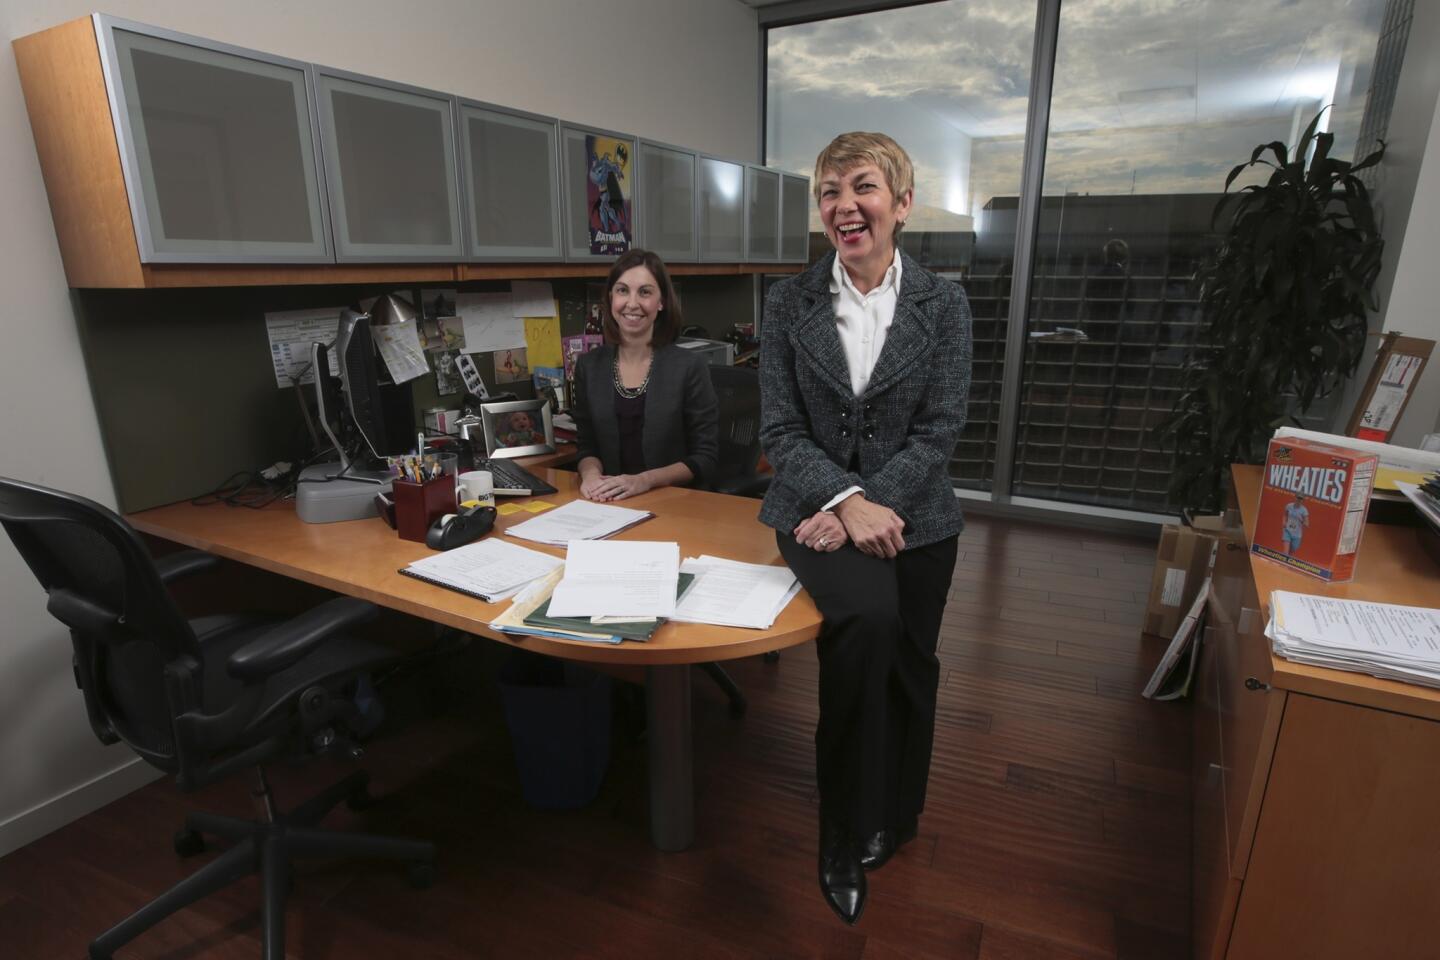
[587,134,632,255]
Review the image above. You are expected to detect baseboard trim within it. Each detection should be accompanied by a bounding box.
[0,757,163,859]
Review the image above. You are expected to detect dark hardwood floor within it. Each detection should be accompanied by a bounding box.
[0,513,1190,959]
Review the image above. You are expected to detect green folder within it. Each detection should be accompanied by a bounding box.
[522,573,695,642]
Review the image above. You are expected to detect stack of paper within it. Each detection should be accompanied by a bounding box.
[399,538,563,603]
[670,555,801,629]
[1266,590,1440,688]
[548,541,680,619]
[505,499,652,546]
[489,568,623,645]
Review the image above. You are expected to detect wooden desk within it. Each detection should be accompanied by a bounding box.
[1192,465,1440,959]
[129,467,820,851]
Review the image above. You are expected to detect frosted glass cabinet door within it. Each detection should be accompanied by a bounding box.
[459,103,562,260]
[699,157,744,262]
[746,166,781,261]
[781,174,811,262]
[98,19,331,262]
[637,142,697,262]
[316,71,463,261]
[561,125,638,261]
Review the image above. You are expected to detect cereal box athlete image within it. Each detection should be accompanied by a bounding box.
[1282,493,1309,554]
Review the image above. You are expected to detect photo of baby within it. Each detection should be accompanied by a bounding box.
[494,410,544,448]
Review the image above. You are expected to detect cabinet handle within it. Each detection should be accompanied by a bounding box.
[1225,541,1244,551]
[1244,677,1271,692]
[1238,606,1259,635]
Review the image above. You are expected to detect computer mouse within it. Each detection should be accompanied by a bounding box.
[425,504,496,550]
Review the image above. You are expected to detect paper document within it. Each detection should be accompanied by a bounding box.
[669,555,800,629]
[1396,481,1440,529]
[265,308,344,387]
[505,499,652,546]
[510,281,556,318]
[1273,427,1440,475]
[1267,590,1440,688]
[457,292,525,352]
[548,540,680,619]
[371,322,429,384]
[399,538,562,602]
[488,567,622,645]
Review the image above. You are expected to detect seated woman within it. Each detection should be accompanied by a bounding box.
[573,249,719,501]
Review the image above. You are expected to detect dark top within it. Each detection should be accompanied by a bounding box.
[758,249,974,549]
[573,343,720,484]
[614,392,647,475]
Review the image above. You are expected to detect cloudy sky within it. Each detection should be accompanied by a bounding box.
[766,0,1391,231]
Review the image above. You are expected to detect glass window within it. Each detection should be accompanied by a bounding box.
[766,2,1037,492]
[1014,0,1399,512]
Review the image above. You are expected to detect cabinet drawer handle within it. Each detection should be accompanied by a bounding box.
[1225,542,1243,551]
[1244,677,1271,692]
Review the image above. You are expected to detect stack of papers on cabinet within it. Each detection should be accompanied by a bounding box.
[505,499,652,546]
[398,538,563,602]
[1266,590,1440,688]
[669,555,801,629]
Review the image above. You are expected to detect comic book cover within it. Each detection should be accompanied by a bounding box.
[1252,437,1378,582]
[586,134,632,255]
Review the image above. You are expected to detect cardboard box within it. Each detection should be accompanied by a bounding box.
[1252,436,1378,582]
[1143,523,1219,638]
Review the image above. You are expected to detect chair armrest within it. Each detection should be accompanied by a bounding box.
[154,550,221,585]
[226,596,379,683]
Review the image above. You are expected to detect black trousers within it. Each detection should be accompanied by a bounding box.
[778,532,959,838]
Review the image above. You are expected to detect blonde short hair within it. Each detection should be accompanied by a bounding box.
[812,132,915,204]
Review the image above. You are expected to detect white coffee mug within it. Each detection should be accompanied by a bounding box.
[456,470,495,508]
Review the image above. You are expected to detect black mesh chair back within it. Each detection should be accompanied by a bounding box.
[708,364,764,494]
[0,476,200,771]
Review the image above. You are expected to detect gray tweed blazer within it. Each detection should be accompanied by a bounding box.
[573,343,719,483]
[758,250,973,548]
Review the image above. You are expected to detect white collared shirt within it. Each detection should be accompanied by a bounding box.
[830,247,902,397]
[821,248,902,513]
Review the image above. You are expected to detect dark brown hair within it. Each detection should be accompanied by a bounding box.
[600,248,682,346]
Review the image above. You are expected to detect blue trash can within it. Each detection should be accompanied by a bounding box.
[498,653,612,809]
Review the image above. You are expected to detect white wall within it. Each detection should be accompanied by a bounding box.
[0,0,759,857]
[1381,86,1440,446]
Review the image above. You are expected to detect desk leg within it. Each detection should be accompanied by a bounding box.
[646,664,693,851]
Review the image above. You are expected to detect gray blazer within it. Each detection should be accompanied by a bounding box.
[759,250,973,548]
[573,343,719,483]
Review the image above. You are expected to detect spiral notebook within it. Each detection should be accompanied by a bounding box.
[399,538,562,603]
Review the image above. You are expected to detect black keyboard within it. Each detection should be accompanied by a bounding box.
[476,458,557,496]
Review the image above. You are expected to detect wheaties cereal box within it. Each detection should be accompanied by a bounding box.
[1252,437,1378,582]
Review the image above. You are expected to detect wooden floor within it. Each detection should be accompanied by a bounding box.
[0,513,1190,959]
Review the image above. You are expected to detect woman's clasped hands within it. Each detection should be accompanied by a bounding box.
[580,472,653,502]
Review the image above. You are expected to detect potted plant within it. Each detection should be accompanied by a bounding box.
[1162,110,1385,512]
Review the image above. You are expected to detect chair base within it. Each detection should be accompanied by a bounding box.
[88,770,433,960]
[699,662,747,717]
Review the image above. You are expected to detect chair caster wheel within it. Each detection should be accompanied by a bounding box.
[346,785,375,812]
[173,828,206,858]
[408,861,436,889]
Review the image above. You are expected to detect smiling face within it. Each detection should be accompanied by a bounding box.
[509,412,534,433]
[609,265,663,345]
[819,163,913,284]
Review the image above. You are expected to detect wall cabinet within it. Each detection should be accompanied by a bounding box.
[14,14,803,287]
[315,70,464,262]
[98,16,332,264]
[781,174,811,262]
[699,157,745,263]
[458,102,563,261]
[1192,466,1440,959]
[745,165,781,262]
[637,141,697,263]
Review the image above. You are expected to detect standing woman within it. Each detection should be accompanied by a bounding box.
[574,249,719,501]
[759,133,972,924]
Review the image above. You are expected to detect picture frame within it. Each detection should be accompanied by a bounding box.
[479,398,555,459]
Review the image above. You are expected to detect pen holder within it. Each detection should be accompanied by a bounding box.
[392,473,457,543]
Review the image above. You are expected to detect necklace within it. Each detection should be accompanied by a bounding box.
[613,350,653,399]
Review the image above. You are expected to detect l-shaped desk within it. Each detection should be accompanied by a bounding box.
[127,466,819,852]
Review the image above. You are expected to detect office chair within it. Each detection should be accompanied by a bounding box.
[0,476,435,960]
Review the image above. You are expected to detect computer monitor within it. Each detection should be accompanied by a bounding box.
[336,309,391,462]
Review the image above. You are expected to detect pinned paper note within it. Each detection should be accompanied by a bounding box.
[372,321,430,384]
[525,316,563,368]
[511,281,556,318]
[458,292,525,352]
[265,308,345,387]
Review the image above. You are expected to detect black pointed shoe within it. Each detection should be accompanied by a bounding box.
[818,818,866,924]
[858,816,917,872]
